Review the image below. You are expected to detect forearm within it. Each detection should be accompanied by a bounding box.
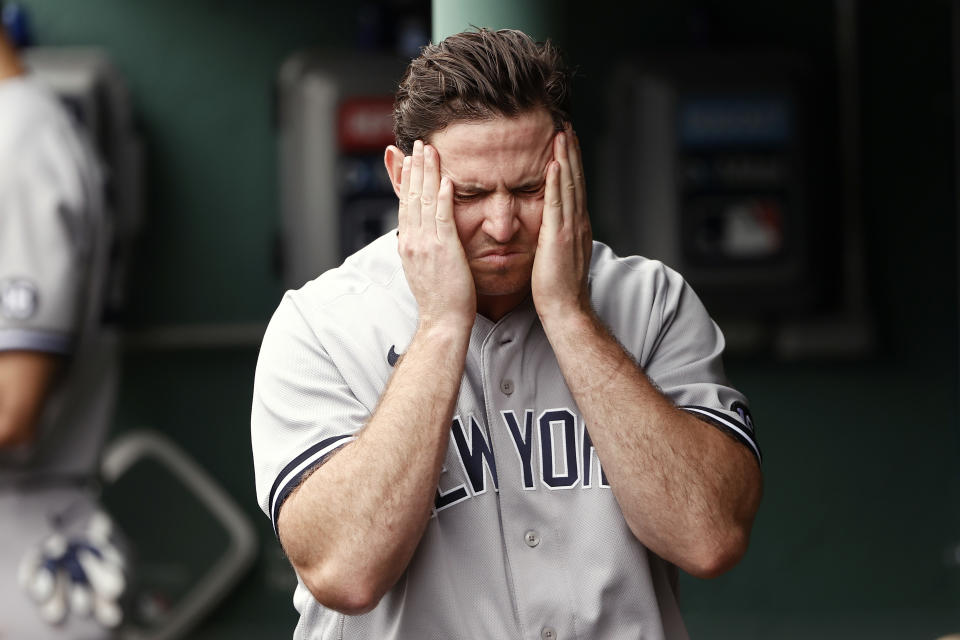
[0,351,59,449]
[542,310,762,578]
[277,322,471,613]
[279,138,479,613]
[0,402,38,448]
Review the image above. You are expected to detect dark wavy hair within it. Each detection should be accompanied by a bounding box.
[393,28,573,154]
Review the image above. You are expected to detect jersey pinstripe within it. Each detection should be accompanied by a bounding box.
[251,230,760,640]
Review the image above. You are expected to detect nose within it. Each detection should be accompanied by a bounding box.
[481,194,519,243]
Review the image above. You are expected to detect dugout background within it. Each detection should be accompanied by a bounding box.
[12,0,960,637]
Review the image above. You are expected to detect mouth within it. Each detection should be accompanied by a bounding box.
[475,248,520,258]
[471,248,528,269]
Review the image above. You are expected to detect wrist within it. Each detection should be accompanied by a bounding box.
[538,304,602,348]
[536,298,595,332]
[414,316,474,347]
[402,321,472,376]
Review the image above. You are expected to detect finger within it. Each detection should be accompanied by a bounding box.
[435,176,456,239]
[87,512,112,540]
[98,543,125,569]
[77,551,126,600]
[39,571,68,625]
[29,566,55,602]
[568,127,586,215]
[43,533,68,558]
[78,550,125,600]
[18,547,41,590]
[397,155,412,233]
[556,132,576,227]
[92,594,123,628]
[421,144,439,236]
[408,140,424,228]
[70,582,93,618]
[542,160,562,234]
[19,549,54,602]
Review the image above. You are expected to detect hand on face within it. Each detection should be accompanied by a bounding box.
[396,140,477,330]
[531,125,593,322]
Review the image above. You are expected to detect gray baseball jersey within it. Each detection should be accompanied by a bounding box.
[0,75,117,639]
[252,230,761,640]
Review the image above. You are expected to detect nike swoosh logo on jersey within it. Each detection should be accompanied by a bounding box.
[387,345,401,367]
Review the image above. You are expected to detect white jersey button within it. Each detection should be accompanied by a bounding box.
[541,627,557,639]
[500,379,514,395]
[524,530,540,547]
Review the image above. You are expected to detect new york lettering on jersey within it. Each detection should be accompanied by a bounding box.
[433,408,610,516]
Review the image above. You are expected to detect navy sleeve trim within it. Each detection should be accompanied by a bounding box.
[268,434,356,536]
[0,328,72,354]
[680,405,762,465]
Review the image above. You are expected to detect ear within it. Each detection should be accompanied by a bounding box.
[384,145,406,198]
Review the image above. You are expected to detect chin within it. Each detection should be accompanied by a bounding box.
[473,259,533,289]
[475,281,531,299]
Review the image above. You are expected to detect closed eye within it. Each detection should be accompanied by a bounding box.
[454,192,482,202]
[516,185,545,197]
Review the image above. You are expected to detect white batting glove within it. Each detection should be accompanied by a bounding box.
[18,510,127,629]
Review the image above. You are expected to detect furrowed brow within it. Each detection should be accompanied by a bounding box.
[512,175,547,190]
[454,182,492,194]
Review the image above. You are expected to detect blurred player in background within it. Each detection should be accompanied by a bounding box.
[0,4,126,637]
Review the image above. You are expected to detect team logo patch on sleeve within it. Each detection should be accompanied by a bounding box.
[0,278,39,320]
[731,401,756,435]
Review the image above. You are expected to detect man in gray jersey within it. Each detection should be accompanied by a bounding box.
[0,13,124,637]
[252,28,763,639]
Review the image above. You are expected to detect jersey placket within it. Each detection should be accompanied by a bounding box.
[479,308,579,640]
